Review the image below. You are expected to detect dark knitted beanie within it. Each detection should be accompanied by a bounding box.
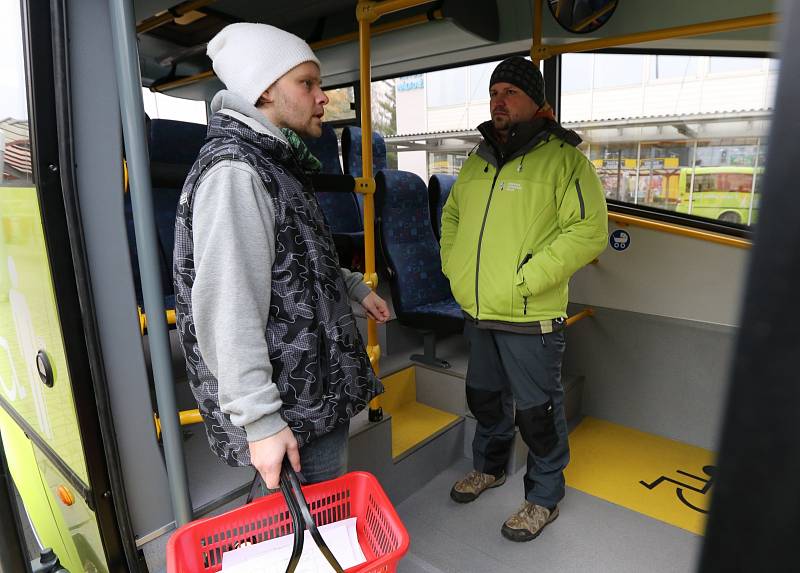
[489,56,545,106]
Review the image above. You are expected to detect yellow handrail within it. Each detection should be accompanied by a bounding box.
[566,308,594,327]
[154,409,202,440]
[358,2,381,417]
[313,10,443,50]
[357,0,437,23]
[355,0,432,419]
[608,212,751,249]
[532,0,543,69]
[531,12,777,61]
[138,306,177,335]
[150,70,216,93]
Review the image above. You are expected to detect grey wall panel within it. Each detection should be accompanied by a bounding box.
[414,366,466,415]
[69,0,173,538]
[570,222,750,327]
[563,306,735,450]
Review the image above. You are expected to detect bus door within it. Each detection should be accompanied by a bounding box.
[1,1,126,571]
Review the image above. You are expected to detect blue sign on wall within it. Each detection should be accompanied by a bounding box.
[610,229,631,251]
[397,75,424,91]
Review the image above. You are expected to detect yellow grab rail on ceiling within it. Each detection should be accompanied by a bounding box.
[531,6,777,61]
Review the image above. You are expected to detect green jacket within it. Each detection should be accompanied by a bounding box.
[440,120,608,327]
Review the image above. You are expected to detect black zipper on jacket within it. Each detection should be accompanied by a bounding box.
[575,178,586,219]
[475,164,502,318]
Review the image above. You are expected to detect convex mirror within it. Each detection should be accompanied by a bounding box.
[547,0,619,34]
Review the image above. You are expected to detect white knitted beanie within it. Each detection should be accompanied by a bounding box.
[207,23,321,105]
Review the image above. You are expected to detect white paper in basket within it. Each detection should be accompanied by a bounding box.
[220,517,366,573]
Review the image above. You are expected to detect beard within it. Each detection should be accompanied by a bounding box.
[273,88,321,138]
[492,113,512,136]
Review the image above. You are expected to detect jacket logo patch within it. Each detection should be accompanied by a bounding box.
[500,181,522,191]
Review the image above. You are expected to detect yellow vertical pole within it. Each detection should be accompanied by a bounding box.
[532,0,543,68]
[357,2,383,421]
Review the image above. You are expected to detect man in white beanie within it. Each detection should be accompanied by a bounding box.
[174,23,389,492]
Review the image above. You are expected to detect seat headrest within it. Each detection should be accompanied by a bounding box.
[429,174,456,196]
[302,124,342,175]
[428,174,457,239]
[376,169,427,214]
[341,126,387,177]
[148,119,208,188]
[375,169,455,311]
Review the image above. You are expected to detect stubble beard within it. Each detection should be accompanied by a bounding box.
[492,115,510,141]
[274,88,320,138]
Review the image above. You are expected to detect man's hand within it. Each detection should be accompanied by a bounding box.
[360,291,390,323]
[248,427,300,489]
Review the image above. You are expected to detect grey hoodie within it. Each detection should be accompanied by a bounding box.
[191,90,371,443]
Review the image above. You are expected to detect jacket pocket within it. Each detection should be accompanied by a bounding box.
[515,251,532,316]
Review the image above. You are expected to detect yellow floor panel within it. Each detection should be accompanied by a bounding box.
[379,367,460,460]
[564,417,715,535]
[390,402,460,460]
[380,367,416,412]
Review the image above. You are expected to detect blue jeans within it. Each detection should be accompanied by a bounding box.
[297,421,350,484]
[250,422,350,498]
[464,323,570,508]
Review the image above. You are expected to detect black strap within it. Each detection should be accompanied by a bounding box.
[245,471,262,505]
[279,459,344,573]
[244,463,345,572]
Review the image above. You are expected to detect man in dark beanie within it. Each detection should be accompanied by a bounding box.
[440,56,608,542]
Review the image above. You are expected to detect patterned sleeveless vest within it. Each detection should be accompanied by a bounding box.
[174,112,382,467]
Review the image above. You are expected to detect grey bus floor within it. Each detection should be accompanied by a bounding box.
[396,457,701,573]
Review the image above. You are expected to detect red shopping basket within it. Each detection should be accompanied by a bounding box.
[167,471,409,573]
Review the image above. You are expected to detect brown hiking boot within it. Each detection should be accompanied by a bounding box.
[449,470,506,503]
[501,502,559,542]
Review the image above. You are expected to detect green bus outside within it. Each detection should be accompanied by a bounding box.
[675,166,763,226]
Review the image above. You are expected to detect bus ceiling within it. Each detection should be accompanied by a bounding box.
[135,0,501,99]
[134,1,778,101]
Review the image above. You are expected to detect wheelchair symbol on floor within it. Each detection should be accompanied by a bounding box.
[639,465,715,514]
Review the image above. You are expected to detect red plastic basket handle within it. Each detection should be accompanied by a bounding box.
[279,459,345,573]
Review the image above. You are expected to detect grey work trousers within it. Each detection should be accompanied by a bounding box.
[465,322,570,508]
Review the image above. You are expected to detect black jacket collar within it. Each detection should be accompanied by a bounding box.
[476,117,582,167]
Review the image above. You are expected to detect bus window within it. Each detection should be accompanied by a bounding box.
[324,86,356,122]
[140,88,207,123]
[371,80,398,168]
[562,52,777,228]
[388,59,504,181]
